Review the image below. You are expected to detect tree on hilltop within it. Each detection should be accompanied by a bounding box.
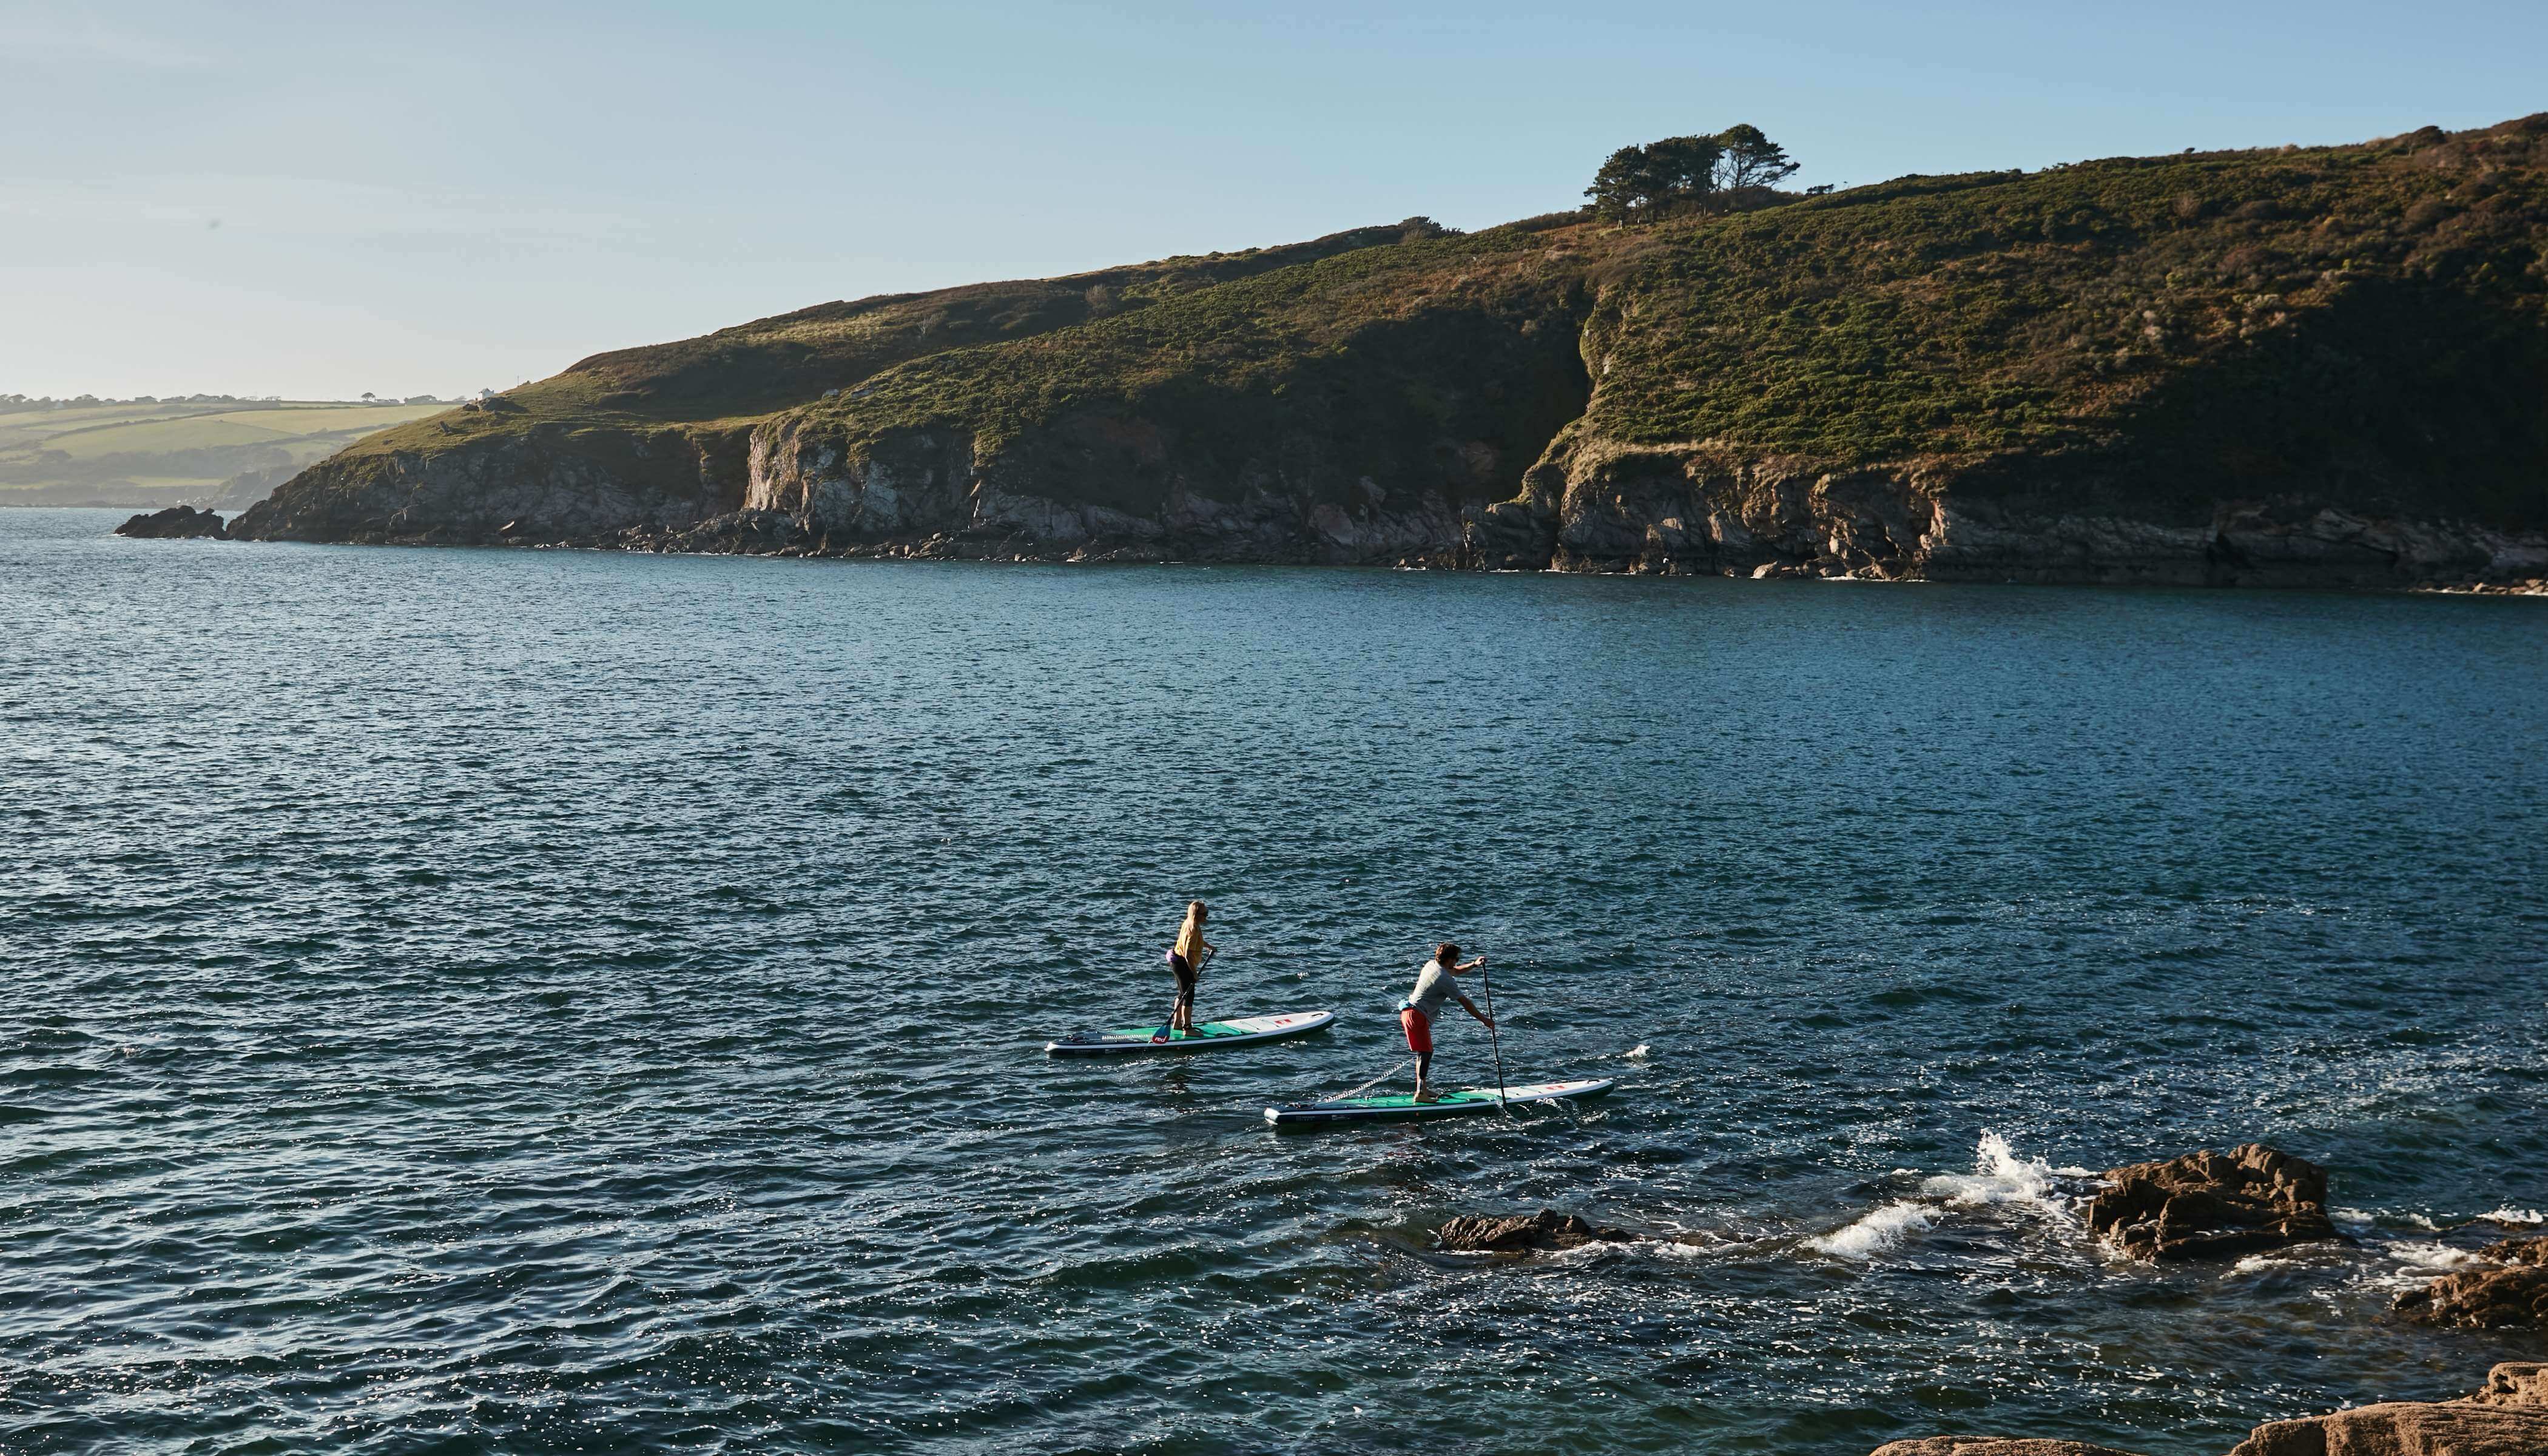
[1588,126,1796,224]
[1715,124,1799,191]
[1586,135,1722,222]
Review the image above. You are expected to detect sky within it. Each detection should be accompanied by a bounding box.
[4,0,2544,400]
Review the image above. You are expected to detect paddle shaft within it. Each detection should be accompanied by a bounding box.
[1480,960,1511,1116]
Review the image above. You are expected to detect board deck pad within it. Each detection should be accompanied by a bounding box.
[1264,1077,1616,1125]
[1045,1009,1335,1056]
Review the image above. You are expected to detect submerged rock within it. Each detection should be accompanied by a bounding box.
[2395,1235,2548,1329]
[114,505,228,539]
[2083,1144,2337,1261]
[1432,1209,1628,1253]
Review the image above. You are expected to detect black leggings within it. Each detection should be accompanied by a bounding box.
[1414,1050,1432,1082]
[1170,954,1198,1022]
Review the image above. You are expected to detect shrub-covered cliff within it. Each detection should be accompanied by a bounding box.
[235,117,2548,588]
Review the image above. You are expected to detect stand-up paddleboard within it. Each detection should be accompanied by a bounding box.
[1264,1077,1614,1126]
[1045,1010,1335,1057]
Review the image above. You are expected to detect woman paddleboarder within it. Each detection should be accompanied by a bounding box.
[1401,942,1493,1102]
[1162,900,1216,1037]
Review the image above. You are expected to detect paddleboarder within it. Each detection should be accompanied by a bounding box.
[1401,942,1493,1102]
[1164,900,1215,1037]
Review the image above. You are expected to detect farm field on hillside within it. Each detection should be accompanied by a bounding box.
[0,399,450,507]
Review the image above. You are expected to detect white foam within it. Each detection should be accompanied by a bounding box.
[2334,1205,2443,1233]
[2231,1252,2304,1275]
[1919,1131,2072,1216]
[2362,1239,2482,1292]
[2484,1206,2546,1226]
[1807,1201,1937,1259]
[2391,1241,2481,1272]
[1617,1043,1651,1060]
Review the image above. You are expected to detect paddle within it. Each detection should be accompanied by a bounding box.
[1478,956,1512,1116]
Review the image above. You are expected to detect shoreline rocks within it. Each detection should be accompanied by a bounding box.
[2395,1235,2548,1329]
[113,505,228,539]
[1872,1441,2148,1456]
[1874,1363,2548,1456]
[2084,1144,2338,1261]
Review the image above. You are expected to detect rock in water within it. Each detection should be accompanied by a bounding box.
[1433,1209,1628,1253]
[1870,1442,2148,1456]
[114,505,228,539]
[2395,1235,2548,1329]
[2225,1361,2548,1455]
[2083,1144,2337,1261]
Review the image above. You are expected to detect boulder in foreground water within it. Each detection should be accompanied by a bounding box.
[1434,1209,1628,1253]
[2083,1143,2337,1261]
[115,505,228,539]
[2395,1235,2548,1329]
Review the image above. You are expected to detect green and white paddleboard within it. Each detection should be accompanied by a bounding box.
[1046,1009,1335,1057]
[1263,1077,1615,1126]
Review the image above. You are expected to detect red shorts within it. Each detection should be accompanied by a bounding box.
[1400,1007,1432,1054]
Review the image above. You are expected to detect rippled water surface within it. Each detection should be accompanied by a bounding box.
[5,507,2546,1455]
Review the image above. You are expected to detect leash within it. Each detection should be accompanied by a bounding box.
[1331,1058,1410,1102]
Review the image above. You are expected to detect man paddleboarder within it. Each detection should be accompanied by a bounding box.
[1400,942,1493,1102]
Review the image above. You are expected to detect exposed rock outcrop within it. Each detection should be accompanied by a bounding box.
[2225,1363,2548,1455]
[1875,1364,2548,1456]
[2084,1144,2339,1261]
[1433,1210,1629,1253]
[1870,1441,2148,1456]
[2395,1235,2548,1329]
[113,505,228,539]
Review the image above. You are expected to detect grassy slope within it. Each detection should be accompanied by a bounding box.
[315,223,1452,476]
[0,400,447,502]
[774,218,1598,516]
[1586,117,2548,523]
[749,116,2546,533]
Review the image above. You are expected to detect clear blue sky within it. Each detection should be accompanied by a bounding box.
[5,0,2542,399]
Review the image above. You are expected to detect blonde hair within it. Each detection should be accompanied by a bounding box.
[1185,900,1208,925]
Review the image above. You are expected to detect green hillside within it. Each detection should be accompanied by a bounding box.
[0,399,449,507]
[238,116,2548,587]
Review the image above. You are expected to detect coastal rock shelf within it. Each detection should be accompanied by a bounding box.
[228,116,2548,590]
[2395,1235,2548,1329]
[1873,1363,2548,1456]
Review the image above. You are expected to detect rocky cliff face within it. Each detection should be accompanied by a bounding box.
[234,119,2548,589]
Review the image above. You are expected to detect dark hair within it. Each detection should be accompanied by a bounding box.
[1436,942,1460,963]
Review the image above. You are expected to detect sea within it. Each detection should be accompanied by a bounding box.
[4,505,2543,1455]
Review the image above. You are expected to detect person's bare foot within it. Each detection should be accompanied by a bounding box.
[1413,1088,1440,1104]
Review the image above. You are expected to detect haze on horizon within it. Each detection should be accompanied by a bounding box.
[4,0,2542,402]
